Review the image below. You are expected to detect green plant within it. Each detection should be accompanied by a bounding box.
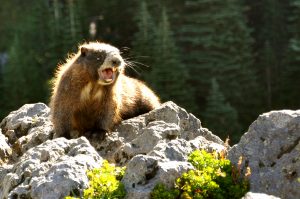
[66,160,126,199]
[150,184,180,199]
[151,150,250,199]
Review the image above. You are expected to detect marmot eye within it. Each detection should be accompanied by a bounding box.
[96,57,100,61]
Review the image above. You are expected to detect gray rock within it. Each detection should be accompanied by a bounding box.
[0,129,11,163]
[121,122,181,158]
[122,155,160,188]
[155,161,194,188]
[0,101,226,199]
[0,103,50,139]
[115,102,225,198]
[0,103,53,161]
[229,110,300,199]
[97,101,224,166]
[0,137,102,199]
[122,155,194,199]
[149,135,225,161]
[242,192,281,199]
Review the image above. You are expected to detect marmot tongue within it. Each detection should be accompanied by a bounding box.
[102,68,113,81]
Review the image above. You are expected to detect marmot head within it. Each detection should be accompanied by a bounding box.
[77,42,125,85]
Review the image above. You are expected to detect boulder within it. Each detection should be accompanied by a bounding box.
[229,110,300,199]
[0,102,225,199]
[0,103,50,137]
[0,129,11,163]
[95,101,224,165]
[0,137,102,199]
[91,101,226,198]
[2,102,297,198]
[0,104,102,198]
[122,155,194,199]
[0,103,53,162]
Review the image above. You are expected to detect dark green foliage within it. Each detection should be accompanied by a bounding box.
[61,0,85,53]
[177,0,259,132]
[255,0,290,110]
[1,35,28,111]
[48,0,85,60]
[131,2,194,111]
[0,0,86,119]
[151,150,250,199]
[150,184,180,199]
[1,0,50,115]
[203,78,241,143]
[260,41,276,109]
[146,7,194,110]
[83,0,137,47]
[280,0,300,108]
[131,0,157,71]
[0,0,299,143]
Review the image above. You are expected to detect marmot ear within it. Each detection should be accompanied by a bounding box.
[80,47,88,57]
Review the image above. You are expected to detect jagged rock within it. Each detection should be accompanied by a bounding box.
[90,102,225,198]
[95,101,224,165]
[0,101,225,199]
[0,129,11,163]
[0,103,53,161]
[5,102,297,198]
[113,102,225,198]
[0,103,50,138]
[0,137,102,199]
[122,155,194,199]
[229,110,300,199]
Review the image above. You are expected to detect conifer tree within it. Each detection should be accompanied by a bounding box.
[261,41,276,109]
[131,0,156,71]
[1,34,28,111]
[1,0,50,115]
[203,78,241,143]
[147,7,194,110]
[178,0,258,128]
[258,0,289,109]
[280,0,300,108]
[47,0,87,81]
[62,0,84,54]
[47,0,64,76]
[22,0,50,100]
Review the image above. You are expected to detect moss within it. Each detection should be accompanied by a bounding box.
[151,150,250,199]
[66,160,126,199]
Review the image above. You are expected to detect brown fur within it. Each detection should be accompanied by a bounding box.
[50,42,160,138]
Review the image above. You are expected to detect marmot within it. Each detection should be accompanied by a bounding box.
[50,42,160,138]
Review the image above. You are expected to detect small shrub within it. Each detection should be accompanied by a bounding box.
[151,150,250,199]
[150,184,180,199]
[66,160,126,199]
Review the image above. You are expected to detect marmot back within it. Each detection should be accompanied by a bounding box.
[50,42,160,138]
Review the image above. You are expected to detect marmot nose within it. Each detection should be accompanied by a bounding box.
[111,58,121,66]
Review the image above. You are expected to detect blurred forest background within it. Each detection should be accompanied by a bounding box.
[0,0,299,143]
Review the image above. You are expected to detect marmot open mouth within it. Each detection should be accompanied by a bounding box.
[100,67,117,83]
